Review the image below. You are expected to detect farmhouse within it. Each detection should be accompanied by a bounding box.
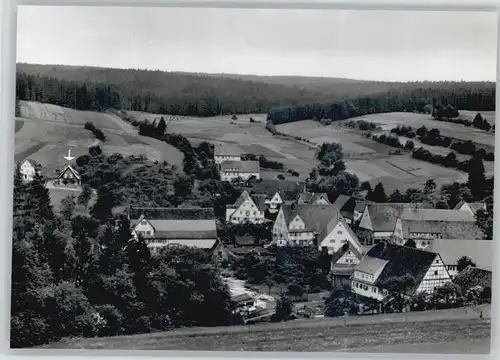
[424,239,492,279]
[332,195,368,226]
[351,242,451,301]
[329,241,366,287]
[214,143,242,165]
[128,206,221,255]
[357,204,404,244]
[400,209,483,246]
[226,190,267,224]
[317,216,363,255]
[247,180,305,213]
[19,158,41,182]
[272,204,340,247]
[220,160,260,182]
[297,192,330,205]
[55,164,81,186]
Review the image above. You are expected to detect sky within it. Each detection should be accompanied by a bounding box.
[16,6,498,82]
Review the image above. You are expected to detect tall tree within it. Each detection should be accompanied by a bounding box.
[467,156,486,200]
[370,182,388,203]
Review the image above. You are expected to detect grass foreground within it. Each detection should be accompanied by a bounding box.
[43,316,490,353]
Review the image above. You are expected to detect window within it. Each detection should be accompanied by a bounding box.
[337,230,342,235]
[140,220,147,225]
[434,270,438,275]
[435,259,439,264]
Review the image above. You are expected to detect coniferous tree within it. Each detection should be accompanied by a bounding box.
[467,156,486,200]
[369,182,388,203]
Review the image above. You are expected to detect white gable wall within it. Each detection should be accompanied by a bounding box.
[133,219,155,237]
[416,254,452,294]
[228,196,265,224]
[20,160,37,182]
[313,196,330,205]
[336,250,360,265]
[266,192,283,212]
[359,207,373,230]
[318,221,360,254]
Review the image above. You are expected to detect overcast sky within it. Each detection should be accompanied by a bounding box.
[16,6,498,81]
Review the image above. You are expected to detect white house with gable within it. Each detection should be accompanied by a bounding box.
[318,216,363,255]
[226,190,267,224]
[19,159,41,182]
[351,242,451,301]
[220,160,260,182]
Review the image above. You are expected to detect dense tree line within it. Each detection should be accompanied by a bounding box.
[241,153,284,170]
[11,162,234,348]
[390,125,494,161]
[267,85,495,124]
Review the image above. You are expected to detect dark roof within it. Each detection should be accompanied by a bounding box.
[231,293,254,304]
[247,179,305,198]
[129,207,215,221]
[23,158,41,168]
[364,242,439,293]
[251,194,268,212]
[58,164,81,180]
[453,266,492,291]
[403,220,484,239]
[220,160,260,173]
[235,235,256,246]
[333,195,367,220]
[281,204,339,234]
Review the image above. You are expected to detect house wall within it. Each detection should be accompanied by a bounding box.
[373,231,394,239]
[226,208,236,222]
[318,221,360,254]
[313,196,330,205]
[215,155,241,165]
[287,231,315,246]
[220,171,260,182]
[351,279,385,301]
[415,255,452,294]
[266,192,283,212]
[336,250,360,266]
[133,220,155,237]
[289,215,306,230]
[273,208,289,244]
[227,196,266,224]
[358,208,373,230]
[20,161,37,182]
[394,219,404,240]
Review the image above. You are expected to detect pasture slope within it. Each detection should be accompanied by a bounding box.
[276,112,495,192]
[45,306,490,352]
[15,101,185,173]
[125,110,320,182]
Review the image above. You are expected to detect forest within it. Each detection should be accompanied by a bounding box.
[16,63,495,118]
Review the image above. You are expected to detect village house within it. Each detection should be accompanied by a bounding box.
[351,242,452,301]
[317,215,363,255]
[329,241,367,287]
[247,180,305,213]
[214,143,242,165]
[225,190,267,224]
[297,192,330,205]
[272,204,339,247]
[332,195,368,226]
[357,204,405,245]
[220,160,260,182]
[19,159,41,182]
[128,206,222,255]
[399,208,484,247]
[424,239,492,279]
[54,164,81,186]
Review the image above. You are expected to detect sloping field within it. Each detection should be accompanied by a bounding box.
[14,114,184,177]
[19,100,128,130]
[345,156,468,192]
[350,112,495,148]
[45,316,490,352]
[126,110,320,179]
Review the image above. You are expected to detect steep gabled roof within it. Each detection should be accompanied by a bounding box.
[214,142,243,157]
[281,204,339,234]
[403,221,484,239]
[250,194,267,212]
[247,179,305,199]
[426,239,492,271]
[400,208,476,222]
[229,190,252,209]
[22,158,41,168]
[58,164,81,180]
[364,242,438,293]
[298,192,330,205]
[220,160,260,173]
[318,216,362,250]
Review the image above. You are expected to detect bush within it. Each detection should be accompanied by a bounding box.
[272,295,294,322]
[95,304,125,337]
[84,121,96,132]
